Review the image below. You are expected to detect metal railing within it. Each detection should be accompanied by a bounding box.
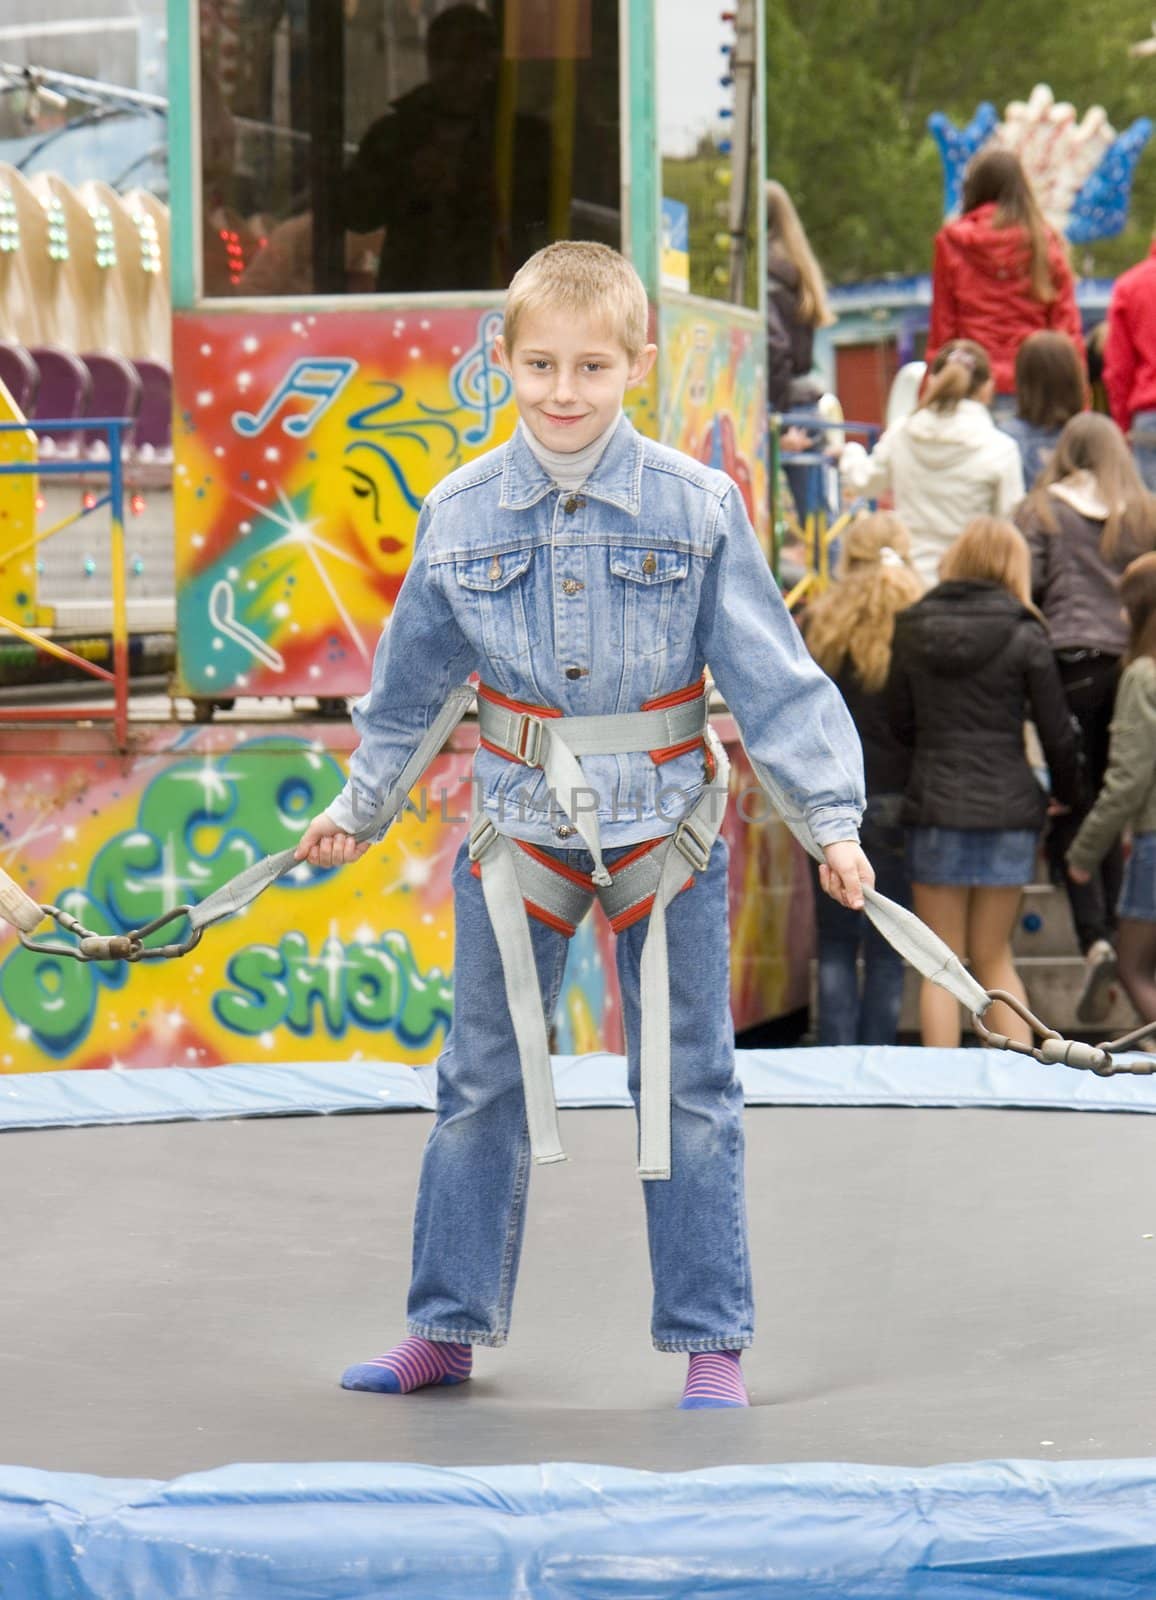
[770,410,881,610]
[0,419,131,746]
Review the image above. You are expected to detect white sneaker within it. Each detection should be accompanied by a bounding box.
[1075,939,1118,1025]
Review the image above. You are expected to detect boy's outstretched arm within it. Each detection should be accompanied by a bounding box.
[696,483,870,901]
[295,503,478,869]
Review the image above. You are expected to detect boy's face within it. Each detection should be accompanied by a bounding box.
[496,307,657,454]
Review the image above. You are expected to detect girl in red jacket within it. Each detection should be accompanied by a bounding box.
[928,148,1084,408]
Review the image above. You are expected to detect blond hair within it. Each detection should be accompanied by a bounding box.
[765,180,835,328]
[939,516,1037,613]
[504,241,649,357]
[804,512,923,692]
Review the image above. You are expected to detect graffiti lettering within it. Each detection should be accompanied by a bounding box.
[0,738,455,1058]
[216,928,452,1046]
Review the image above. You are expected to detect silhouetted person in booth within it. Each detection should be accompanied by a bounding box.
[342,5,550,293]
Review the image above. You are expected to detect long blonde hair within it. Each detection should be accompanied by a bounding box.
[765,180,835,329]
[1026,411,1156,563]
[939,516,1037,613]
[805,512,923,692]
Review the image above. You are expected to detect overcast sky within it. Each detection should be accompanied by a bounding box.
[658,0,730,158]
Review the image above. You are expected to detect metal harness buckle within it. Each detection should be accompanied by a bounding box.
[673,817,711,873]
[513,713,544,766]
[467,817,498,863]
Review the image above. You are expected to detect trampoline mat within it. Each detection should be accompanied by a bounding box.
[4,1104,1156,1478]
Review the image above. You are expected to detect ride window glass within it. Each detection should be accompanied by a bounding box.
[198,0,621,299]
[657,0,758,308]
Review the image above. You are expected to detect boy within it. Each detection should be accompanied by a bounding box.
[295,241,871,1409]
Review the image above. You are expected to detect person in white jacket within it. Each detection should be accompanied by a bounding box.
[839,340,1025,587]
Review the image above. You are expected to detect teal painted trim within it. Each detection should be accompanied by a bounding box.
[626,0,657,298]
[167,0,196,308]
[754,0,767,319]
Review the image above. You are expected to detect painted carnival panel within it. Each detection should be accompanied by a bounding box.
[658,300,769,547]
[173,306,519,700]
[173,305,661,702]
[0,724,805,1072]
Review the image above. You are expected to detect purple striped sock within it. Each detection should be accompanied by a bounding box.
[341,1336,473,1394]
[678,1349,749,1409]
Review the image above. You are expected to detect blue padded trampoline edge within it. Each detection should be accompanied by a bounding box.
[3,1047,1156,1129]
[2,1457,1156,1599]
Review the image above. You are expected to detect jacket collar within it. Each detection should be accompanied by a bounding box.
[1050,470,1111,521]
[498,412,644,515]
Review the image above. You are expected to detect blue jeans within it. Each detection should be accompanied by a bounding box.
[1131,409,1156,492]
[407,835,754,1352]
[814,795,910,1046]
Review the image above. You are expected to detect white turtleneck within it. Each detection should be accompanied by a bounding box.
[518,413,622,492]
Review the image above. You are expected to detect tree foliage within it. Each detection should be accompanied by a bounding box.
[766,0,1156,282]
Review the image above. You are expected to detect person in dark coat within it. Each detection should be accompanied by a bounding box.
[765,181,836,524]
[804,512,923,1044]
[1016,411,1156,1019]
[887,516,1083,1047]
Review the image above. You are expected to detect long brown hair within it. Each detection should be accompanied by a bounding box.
[1120,552,1156,665]
[919,339,993,414]
[765,180,835,329]
[1025,412,1156,563]
[961,147,1058,304]
[1014,331,1087,430]
[804,512,923,691]
[939,516,1037,613]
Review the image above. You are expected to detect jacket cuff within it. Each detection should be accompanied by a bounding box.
[324,783,382,837]
[808,806,864,850]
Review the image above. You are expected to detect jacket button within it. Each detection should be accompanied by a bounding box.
[564,666,585,679]
[563,495,586,514]
[561,577,584,595]
[555,824,578,839]
[642,551,657,575]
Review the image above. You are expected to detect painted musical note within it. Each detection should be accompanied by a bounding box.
[208,580,286,673]
[450,311,511,445]
[231,359,357,439]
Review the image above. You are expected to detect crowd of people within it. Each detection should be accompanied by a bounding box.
[771,149,1156,1049]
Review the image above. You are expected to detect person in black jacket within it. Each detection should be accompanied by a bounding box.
[766,181,836,524]
[887,516,1083,1047]
[1017,412,1156,1021]
[805,512,923,1043]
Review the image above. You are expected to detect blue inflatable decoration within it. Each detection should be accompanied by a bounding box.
[927,102,999,217]
[928,99,1152,243]
[1067,118,1154,243]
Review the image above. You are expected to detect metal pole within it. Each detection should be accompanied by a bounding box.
[107,423,130,747]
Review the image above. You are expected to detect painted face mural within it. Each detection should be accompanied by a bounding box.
[173,308,518,698]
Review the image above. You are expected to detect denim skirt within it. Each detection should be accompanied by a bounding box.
[907,825,1038,887]
[1117,831,1156,921]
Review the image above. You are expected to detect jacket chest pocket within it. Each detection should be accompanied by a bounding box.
[453,548,537,664]
[610,548,689,658]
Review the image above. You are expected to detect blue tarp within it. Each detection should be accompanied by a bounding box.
[3,1046,1156,1130]
[2,1458,1156,1598]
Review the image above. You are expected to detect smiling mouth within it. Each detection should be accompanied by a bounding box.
[543,412,588,425]
[377,536,406,554]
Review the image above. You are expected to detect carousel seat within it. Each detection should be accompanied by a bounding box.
[131,359,172,458]
[79,353,142,458]
[0,341,40,416]
[28,346,91,457]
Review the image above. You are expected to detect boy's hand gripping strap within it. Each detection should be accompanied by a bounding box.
[188,686,476,932]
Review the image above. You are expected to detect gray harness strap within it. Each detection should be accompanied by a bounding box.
[471,701,728,1182]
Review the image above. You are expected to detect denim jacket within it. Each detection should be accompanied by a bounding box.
[327,414,864,851]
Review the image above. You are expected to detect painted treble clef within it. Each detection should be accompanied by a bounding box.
[450,311,511,445]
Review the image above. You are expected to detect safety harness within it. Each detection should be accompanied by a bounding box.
[467,675,727,1179]
[5,682,1155,1166]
